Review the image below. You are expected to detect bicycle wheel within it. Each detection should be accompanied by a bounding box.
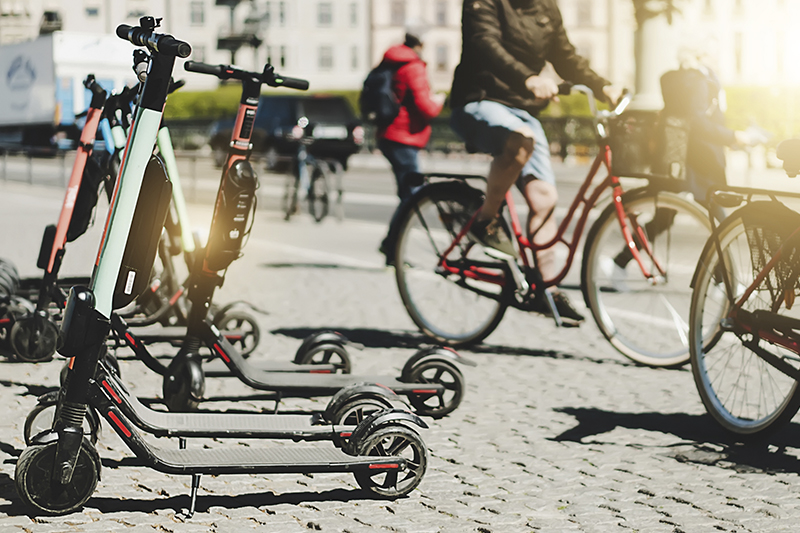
[690,202,800,437]
[308,163,329,222]
[582,189,712,367]
[395,183,508,346]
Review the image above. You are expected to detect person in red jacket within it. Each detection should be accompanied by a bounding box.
[379,33,445,201]
[378,33,445,260]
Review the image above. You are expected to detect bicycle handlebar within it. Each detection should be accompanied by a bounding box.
[184,61,309,91]
[566,84,631,118]
[116,24,192,58]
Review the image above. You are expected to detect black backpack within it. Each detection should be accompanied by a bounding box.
[360,62,400,127]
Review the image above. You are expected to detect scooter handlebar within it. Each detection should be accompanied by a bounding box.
[184,61,309,91]
[116,24,192,58]
[184,61,224,77]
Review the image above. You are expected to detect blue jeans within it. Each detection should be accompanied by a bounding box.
[379,138,420,201]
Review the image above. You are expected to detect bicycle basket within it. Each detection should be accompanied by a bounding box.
[742,202,800,310]
[608,111,688,181]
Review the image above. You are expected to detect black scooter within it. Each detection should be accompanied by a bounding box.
[15,18,429,517]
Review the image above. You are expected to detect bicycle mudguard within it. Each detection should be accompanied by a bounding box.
[112,156,172,310]
[383,180,484,266]
[204,159,258,272]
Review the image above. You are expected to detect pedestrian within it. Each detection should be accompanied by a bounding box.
[448,0,623,325]
[370,32,446,259]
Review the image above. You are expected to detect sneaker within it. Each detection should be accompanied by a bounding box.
[468,216,517,257]
[528,291,585,326]
[599,257,629,293]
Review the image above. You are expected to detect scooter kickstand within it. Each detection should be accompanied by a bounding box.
[543,290,563,328]
[179,473,202,520]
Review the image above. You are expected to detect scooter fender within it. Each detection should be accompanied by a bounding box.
[36,390,61,406]
[400,346,476,382]
[346,408,428,455]
[293,330,349,363]
[323,382,402,422]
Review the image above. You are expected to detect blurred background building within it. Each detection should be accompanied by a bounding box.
[0,0,797,93]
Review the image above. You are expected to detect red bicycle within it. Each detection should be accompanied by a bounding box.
[391,85,713,367]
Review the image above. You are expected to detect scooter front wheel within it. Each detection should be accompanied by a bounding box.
[352,424,427,498]
[163,354,204,412]
[15,439,101,515]
[10,314,59,362]
[330,396,394,426]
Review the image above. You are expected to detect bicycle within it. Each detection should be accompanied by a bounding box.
[389,85,714,367]
[689,138,800,438]
[282,125,344,223]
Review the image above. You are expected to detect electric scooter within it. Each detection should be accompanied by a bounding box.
[15,18,429,517]
[155,59,473,418]
[0,76,109,362]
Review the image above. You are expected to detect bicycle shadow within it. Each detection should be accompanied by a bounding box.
[272,326,638,366]
[260,262,384,273]
[552,406,800,474]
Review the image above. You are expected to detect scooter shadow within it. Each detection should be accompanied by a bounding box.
[552,406,800,475]
[0,379,58,398]
[273,326,638,367]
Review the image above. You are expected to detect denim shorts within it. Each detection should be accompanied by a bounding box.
[450,100,555,186]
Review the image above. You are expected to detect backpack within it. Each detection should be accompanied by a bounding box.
[360,63,400,127]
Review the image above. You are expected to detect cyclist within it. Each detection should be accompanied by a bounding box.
[448,0,623,324]
[605,57,763,287]
[375,32,446,261]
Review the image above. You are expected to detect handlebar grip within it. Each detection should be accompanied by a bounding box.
[156,35,192,58]
[274,76,309,91]
[558,82,573,96]
[184,61,224,77]
[116,24,133,40]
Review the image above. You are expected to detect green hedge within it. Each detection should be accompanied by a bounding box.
[725,86,800,144]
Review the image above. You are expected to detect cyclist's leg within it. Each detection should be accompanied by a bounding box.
[378,138,420,201]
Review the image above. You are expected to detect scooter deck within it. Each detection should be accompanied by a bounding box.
[105,373,337,439]
[203,357,320,375]
[153,445,398,475]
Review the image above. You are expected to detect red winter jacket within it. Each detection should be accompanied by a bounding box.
[379,44,443,148]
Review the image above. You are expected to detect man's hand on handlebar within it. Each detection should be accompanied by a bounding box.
[602,85,625,107]
[525,75,560,101]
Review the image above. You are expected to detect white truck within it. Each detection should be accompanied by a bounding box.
[0,31,136,147]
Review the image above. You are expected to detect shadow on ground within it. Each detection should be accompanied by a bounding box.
[273,326,640,367]
[260,262,384,273]
[553,406,800,475]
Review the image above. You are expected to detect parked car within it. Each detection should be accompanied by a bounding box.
[208,94,364,169]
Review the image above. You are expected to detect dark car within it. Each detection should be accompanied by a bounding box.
[208,94,364,169]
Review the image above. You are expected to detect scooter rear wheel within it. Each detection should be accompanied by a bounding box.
[406,359,464,418]
[15,439,100,515]
[213,310,260,357]
[353,424,427,498]
[10,314,59,362]
[330,396,394,426]
[296,342,351,374]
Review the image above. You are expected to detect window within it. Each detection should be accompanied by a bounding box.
[435,44,448,72]
[576,0,591,26]
[390,0,405,26]
[319,45,333,69]
[190,1,204,25]
[279,1,285,26]
[318,2,332,26]
[734,32,742,75]
[265,45,272,65]
[350,2,358,27]
[264,2,271,25]
[280,45,287,67]
[351,45,358,69]
[435,1,447,26]
[85,6,99,17]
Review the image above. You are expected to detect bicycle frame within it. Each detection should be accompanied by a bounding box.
[437,144,667,295]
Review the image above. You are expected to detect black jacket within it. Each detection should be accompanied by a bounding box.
[450,0,610,115]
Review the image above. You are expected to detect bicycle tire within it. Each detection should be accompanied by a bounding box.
[582,188,712,367]
[690,202,800,437]
[394,182,508,346]
[308,162,329,223]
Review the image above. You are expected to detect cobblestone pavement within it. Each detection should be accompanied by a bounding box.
[1,180,800,532]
